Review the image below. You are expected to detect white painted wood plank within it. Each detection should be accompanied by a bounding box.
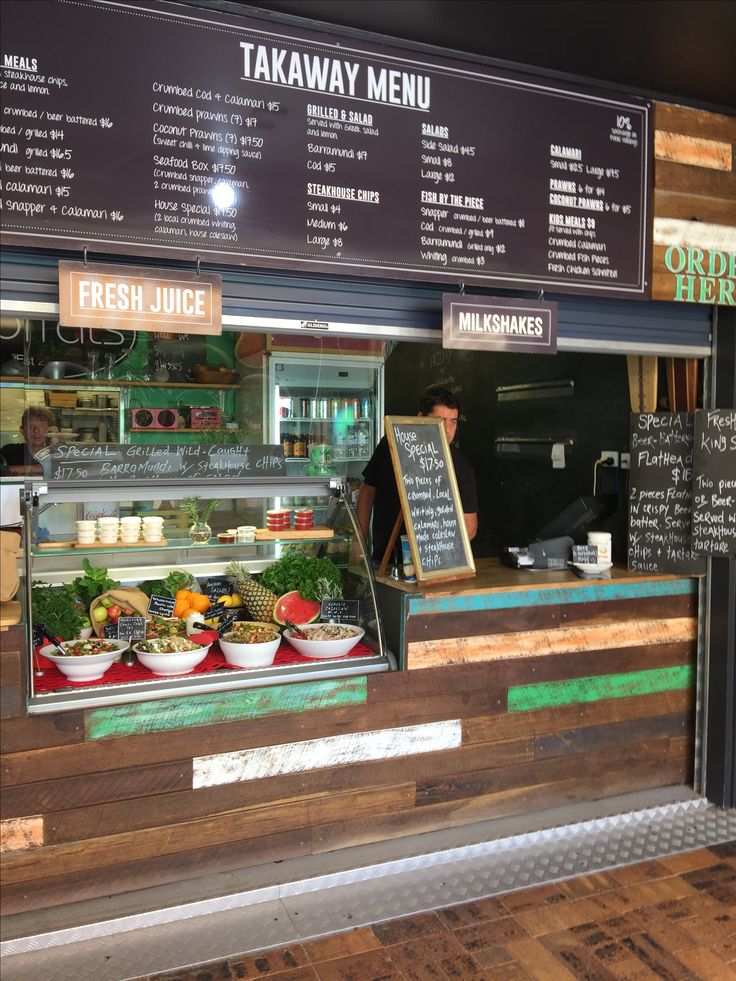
[193,720,462,788]
[653,217,736,252]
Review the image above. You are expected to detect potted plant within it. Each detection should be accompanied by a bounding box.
[181,497,220,544]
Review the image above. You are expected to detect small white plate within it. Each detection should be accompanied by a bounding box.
[569,561,613,574]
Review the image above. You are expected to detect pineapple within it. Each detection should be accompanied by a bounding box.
[226,561,278,623]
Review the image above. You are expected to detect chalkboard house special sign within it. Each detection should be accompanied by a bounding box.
[44,444,285,482]
[1,0,650,299]
[692,409,736,557]
[627,413,706,575]
[385,416,475,583]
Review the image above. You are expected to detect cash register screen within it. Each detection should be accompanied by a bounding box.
[532,494,615,543]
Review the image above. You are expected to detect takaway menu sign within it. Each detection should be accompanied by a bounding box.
[1,0,650,298]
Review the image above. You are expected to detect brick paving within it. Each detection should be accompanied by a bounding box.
[141,841,736,980]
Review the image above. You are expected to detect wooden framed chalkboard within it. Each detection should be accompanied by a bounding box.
[692,410,736,557]
[385,416,476,583]
[627,412,706,575]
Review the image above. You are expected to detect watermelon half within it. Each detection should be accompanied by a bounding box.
[273,591,321,626]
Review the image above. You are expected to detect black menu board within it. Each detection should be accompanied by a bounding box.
[1,0,650,299]
[385,416,475,582]
[44,443,285,481]
[628,413,706,575]
[692,410,736,557]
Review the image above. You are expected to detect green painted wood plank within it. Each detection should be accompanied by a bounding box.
[507,665,694,713]
[85,677,367,741]
[409,578,697,616]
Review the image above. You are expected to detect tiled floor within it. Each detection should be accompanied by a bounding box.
[140,841,736,981]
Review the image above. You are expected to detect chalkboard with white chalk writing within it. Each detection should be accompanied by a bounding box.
[627,413,705,575]
[692,410,736,557]
[385,416,475,583]
[44,444,285,482]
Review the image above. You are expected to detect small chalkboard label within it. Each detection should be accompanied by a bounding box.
[692,410,736,557]
[216,608,239,632]
[116,616,147,642]
[572,545,599,564]
[320,599,360,622]
[628,412,706,575]
[103,624,119,639]
[385,416,475,583]
[147,594,176,618]
[205,576,232,602]
[33,624,47,649]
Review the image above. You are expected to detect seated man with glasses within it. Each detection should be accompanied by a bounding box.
[0,407,59,476]
[357,385,478,565]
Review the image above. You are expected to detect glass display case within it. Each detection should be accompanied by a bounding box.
[20,475,389,713]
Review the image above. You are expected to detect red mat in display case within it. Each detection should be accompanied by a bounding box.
[32,641,376,692]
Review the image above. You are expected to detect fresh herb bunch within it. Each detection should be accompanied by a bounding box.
[72,559,121,609]
[180,497,220,525]
[31,581,86,641]
[260,548,342,601]
[139,570,198,598]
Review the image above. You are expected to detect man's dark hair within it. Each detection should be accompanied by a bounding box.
[419,385,461,416]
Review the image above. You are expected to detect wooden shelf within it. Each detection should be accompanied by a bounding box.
[1,377,238,390]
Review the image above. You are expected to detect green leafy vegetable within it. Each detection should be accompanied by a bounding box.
[139,570,198,598]
[260,548,342,601]
[31,581,86,641]
[72,559,120,608]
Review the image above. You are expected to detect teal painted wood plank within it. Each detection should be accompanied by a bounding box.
[508,665,694,713]
[85,677,367,741]
[409,578,697,616]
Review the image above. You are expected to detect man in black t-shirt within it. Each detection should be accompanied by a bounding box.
[357,386,478,564]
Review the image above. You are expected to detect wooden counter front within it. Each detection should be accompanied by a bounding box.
[0,563,697,917]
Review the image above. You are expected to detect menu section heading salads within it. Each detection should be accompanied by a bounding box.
[1,0,651,298]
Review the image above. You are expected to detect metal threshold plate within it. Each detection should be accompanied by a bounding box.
[2,797,735,981]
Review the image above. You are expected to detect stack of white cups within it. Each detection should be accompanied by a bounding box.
[119,516,142,544]
[76,520,96,545]
[97,517,119,544]
[142,516,164,543]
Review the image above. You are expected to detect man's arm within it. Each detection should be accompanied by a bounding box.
[464,512,478,541]
[356,482,376,540]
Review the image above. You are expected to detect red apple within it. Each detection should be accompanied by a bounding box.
[107,605,122,621]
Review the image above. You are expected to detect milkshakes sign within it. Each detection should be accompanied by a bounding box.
[442,294,557,353]
[59,261,222,334]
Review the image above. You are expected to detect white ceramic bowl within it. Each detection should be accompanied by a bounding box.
[284,624,365,659]
[232,620,281,633]
[132,643,210,676]
[219,629,281,668]
[40,638,129,682]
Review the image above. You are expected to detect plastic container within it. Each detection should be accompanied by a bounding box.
[587,531,612,565]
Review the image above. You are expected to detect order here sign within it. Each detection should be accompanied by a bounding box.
[59,261,222,334]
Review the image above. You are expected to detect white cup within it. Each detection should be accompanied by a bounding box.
[587,531,612,565]
[236,525,256,543]
[98,528,119,543]
[76,520,96,532]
